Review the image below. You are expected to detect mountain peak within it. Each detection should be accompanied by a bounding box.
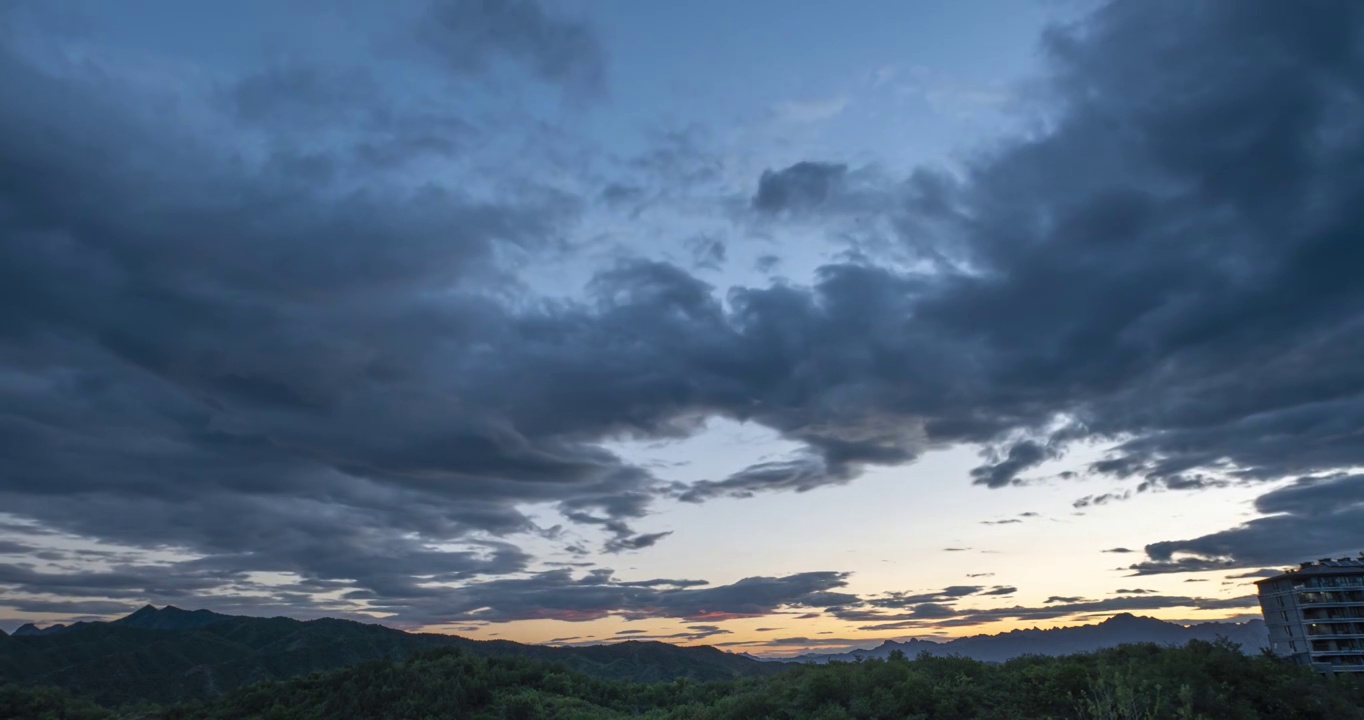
[124,604,160,619]
[11,623,55,636]
[112,604,232,630]
[1101,612,1148,625]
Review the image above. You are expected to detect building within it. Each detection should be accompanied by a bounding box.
[1256,556,1364,673]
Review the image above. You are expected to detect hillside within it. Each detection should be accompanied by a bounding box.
[783,613,1269,664]
[3,640,1362,719]
[0,606,776,706]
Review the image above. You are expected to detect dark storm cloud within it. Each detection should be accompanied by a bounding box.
[355,569,856,624]
[417,0,607,95]
[0,541,35,555]
[0,8,649,613]
[1130,474,1364,574]
[720,0,1364,511]
[751,162,848,214]
[5,0,1364,624]
[971,440,1058,488]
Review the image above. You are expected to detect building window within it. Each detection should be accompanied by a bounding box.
[1289,641,1297,651]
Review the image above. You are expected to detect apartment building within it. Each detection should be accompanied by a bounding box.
[1256,556,1364,673]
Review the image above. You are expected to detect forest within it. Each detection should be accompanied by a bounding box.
[3,639,1362,719]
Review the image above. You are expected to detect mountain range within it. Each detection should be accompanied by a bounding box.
[0,605,776,706]
[0,607,1270,706]
[774,613,1268,664]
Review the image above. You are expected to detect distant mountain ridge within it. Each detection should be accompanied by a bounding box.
[9,604,231,637]
[780,613,1269,664]
[113,604,234,630]
[0,605,778,706]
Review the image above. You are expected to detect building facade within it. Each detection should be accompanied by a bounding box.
[1256,557,1364,673]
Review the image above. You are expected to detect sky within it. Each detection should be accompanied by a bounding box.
[1,0,1364,657]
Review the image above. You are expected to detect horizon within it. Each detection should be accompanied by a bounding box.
[3,0,1364,657]
[0,603,1269,659]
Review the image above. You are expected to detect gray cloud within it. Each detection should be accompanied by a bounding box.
[4,0,1364,625]
[868,585,1014,608]
[676,454,852,503]
[603,531,674,553]
[971,440,1059,488]
[752,162,848,214]
[844,594,1259,631]
[353,569,856,624]
[1131,474,1364,574]
[417,0,607,96]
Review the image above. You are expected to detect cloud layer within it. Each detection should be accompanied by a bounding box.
[2,0,1363,626]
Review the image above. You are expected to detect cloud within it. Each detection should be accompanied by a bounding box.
[603,531,674,553]
[4,0,1364,626]
[867,585,1015,608]
[416,0,607,96]
[733,0,1364,507]
[0,541,35,554]
[615,578,710,588]
[844,594,1260,631]
[715,635,873,651]
[676,454,853,502]
[971,440,1059,488]
[771,97,849,124]
[353,569,857,624]
[1224,569,1282,579]
[751,162,848,214]
[1131,474,1364,574]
